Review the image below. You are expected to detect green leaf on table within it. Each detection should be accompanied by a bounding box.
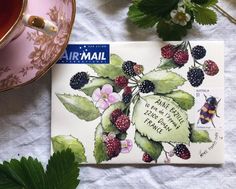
[0,150,80,189]
[158,59,178,70]
[133,95,190,144]
[0,157,46,189]
[101,102,126,134]
[139,0,179,17]
[52,135,87,163]
[165,90,195,110]
[128,2,158,28]
[94,124,109,164]
[203,0,218,7]
[56,94,100,121]
[89,54,125,80]
[193,0,218,7]
[156,20,188,41]
[193,6,217,25]
[81,78,119,97]
[141,70,186,94]
[190,128,212,143]
[46,149,80,189]
[135,130,163,160]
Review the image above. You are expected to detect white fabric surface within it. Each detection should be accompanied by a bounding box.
[1,0,236,188]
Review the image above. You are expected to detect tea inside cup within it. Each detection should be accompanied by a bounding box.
[0,0,23,41]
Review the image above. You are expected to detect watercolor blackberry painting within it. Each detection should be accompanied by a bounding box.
[51,41,224,164]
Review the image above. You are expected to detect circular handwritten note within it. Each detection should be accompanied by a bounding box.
[133,95,190,144]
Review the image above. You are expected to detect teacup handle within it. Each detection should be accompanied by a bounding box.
[23,14,58,36]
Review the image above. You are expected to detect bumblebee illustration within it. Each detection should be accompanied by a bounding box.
[198,94,221,127]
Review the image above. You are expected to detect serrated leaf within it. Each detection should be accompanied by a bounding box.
[52,135,87,163]
[46,149,80,189]
[89,54,125,80]
[81,78,119,96]
[56,94,100,121]
[141,70,186,94]
[165,90,195,110]
[156,20,188,41]
[94,124,109,164]
[0,157,46,189]
[139,0,179,17]
[135,130,163,160]
[193,0,218,7]
[158,59,178,70]
[101,102,126,134]
[128,2,158,28]
[203,0,218,7]
[190,129,212,143]
[133,95,190,144]
[193,6,217,25]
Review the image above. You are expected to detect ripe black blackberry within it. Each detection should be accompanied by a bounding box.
[139,80,155,93]
[70,72,89,90]
[122,93,132,104]
[191,45,206,60]
[122,61,137,76]
[174,144,191,160]
[187,67,205,87]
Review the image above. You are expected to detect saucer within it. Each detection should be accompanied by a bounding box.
[0,0,76,92]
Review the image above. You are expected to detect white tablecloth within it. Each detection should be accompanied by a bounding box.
[1,0,236,188]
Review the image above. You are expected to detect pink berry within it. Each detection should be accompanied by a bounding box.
[173,50,189,66]
[161,44,176,59]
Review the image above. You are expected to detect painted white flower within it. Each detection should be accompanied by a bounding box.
[170,7,191,26]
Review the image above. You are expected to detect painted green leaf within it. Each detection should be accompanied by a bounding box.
[190,129,212,143]
[117,132,128,140]
[158,59,178,70]
[56,94,100,121]
[165,90,195,110]
[89,54,125,80]
[81,78,119,96]
[141,70,186,94]
[52,135,87,163]
[133,95,190,144]
[94,124,109,164]
[135,130,163,160]
[101,102,126,134]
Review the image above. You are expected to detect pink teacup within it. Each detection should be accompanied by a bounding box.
[0,0,58,49]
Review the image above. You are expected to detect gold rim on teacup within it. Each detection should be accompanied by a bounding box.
[0,0,58,49]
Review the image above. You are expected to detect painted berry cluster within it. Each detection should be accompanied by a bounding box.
[160,41,219,87]
[54,41,214,164]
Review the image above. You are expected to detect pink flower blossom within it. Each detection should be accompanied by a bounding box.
[121,139,133,153]
[92,84,121,112]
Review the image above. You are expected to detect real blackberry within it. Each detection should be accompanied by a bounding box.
[191,45,206,60]
[187,67,205,87]
[70,72,89,90]
[122,61,137,76]
[139,80,155,93]
[122,93,132,104]
[174,144,191,160]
